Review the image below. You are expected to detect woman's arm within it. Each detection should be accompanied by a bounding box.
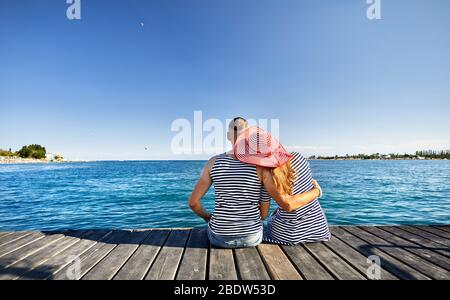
[188,157,215,222]
[259,201,270,220]
[258,167,321,212]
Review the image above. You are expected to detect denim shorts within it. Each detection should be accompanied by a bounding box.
[207,226,263,248]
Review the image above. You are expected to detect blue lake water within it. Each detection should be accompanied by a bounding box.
[0,160,449,231]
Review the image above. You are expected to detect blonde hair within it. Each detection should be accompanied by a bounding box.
[270,160,295,195]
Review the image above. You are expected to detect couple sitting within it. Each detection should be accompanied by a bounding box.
[189,117,330,248]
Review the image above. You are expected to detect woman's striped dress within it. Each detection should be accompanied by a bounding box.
[209,153,270,236]
[264,152,331,245]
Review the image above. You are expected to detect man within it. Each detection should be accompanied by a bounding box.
[189,117,320,248]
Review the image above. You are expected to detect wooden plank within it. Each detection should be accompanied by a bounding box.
[323,234,398,280]
[330,227,430,280]
[382,226,450,258]
[21,230,114,280]
[348,226,449,280]
[209,247,237,280]
[0,231,33,248]
[363,226,450,271]
[344,227,449,280]
[346,227,450,280]
[176,228,209,280]
[0,235,81,280]
[1,226,447,281]
[303,242,365,280]
[0,233,65,269]
[0,232,14,239]
[234,247,271,280]
[433,225,450,233]
[347,227,449,280]
[145,229,190,280]
[114,230,170,280]
[282,244,334,280]
[82,230,150,280]
[64,230,131,280]
[0,232,45,258]
[412,225,450,240]
[257,244,302,280]
[0,231,86,280]
[45,230,113,280]
[400,226,450,247]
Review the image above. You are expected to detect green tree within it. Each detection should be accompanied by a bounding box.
[17,146,32,158]
[0,149,15,157]
[54,154,64,161]
[17,144,46,159]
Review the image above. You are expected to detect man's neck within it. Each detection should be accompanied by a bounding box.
[226,150,236,158]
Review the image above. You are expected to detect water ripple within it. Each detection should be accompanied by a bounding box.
[0,160,449,230]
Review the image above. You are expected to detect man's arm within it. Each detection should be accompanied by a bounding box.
[188,157,215,222]
[258,167,320,212]
[258,181,272,220]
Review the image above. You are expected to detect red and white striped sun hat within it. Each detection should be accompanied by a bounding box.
[233,126,292,168]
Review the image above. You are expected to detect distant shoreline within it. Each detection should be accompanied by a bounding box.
[0,157,90,164]
[309,158,448,161]
[0,157,448,164]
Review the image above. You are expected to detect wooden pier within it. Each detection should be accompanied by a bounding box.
[0,225,449,280]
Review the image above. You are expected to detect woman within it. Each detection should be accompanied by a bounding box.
[234,126,331,245]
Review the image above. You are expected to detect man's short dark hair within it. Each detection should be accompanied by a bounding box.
[230,117,248,134]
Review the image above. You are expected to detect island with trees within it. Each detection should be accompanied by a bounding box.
[1,145,449,163]
[308,150,450,160]
[0,144,65,163]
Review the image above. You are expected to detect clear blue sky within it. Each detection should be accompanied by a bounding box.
[1,0,449,160]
